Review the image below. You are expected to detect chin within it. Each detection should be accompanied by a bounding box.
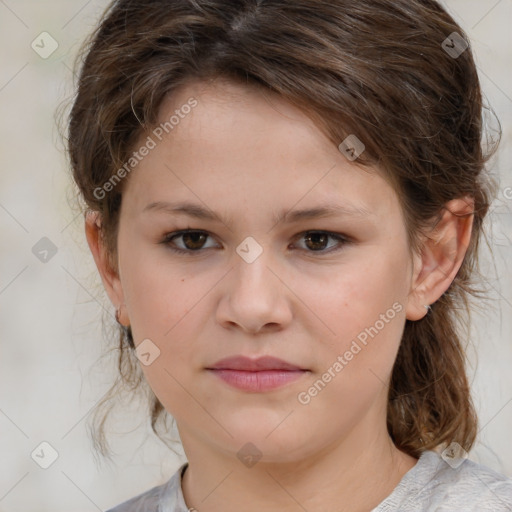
[213,418,312,462]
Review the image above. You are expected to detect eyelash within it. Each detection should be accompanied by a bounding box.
[161,229,351,256]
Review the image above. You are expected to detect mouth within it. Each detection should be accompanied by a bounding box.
[205,355,309,392]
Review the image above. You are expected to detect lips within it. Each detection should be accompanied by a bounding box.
[207,355,305,371]
[206,356,308,392]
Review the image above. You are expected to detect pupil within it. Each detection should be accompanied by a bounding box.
[306,232,327,251]
[184,232,206,250]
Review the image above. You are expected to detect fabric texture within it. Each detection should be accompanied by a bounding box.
[106,450,512,511]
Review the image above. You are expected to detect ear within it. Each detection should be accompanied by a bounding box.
[405,196,474,321]
[84,211,130,326]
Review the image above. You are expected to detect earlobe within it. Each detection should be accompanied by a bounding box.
[84,210,128,323]
[405,197,474,321]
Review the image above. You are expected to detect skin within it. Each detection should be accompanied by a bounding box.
[86,77,474,512]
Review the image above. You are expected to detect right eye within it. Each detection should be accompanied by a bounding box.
[162,229,220,254]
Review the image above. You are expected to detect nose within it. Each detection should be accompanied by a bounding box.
[215,248,293,335]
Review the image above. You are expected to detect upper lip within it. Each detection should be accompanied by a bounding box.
[207,356,305,371]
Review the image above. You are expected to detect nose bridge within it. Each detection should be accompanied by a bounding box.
[233,236,274,294]
[220,237,290,332]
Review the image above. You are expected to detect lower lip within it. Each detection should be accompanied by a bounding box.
[207,369,307,392]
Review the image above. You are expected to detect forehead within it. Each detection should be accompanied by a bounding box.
[121,78,402,226]
[158,77,334,152]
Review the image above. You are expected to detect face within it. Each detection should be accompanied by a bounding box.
[108,78,418,463]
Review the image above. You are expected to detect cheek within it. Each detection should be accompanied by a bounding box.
[296,246,410,345]
[294,273,407,427]
[122,264,204,420]
[118,241,193,341]
[296,252,410,412]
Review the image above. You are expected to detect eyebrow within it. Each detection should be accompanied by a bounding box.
[142,200,373,225]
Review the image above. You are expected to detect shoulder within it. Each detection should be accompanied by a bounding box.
[422,451,512,511]
[105,463,189,512]
[374,450,512,512]
[106,486,163,512]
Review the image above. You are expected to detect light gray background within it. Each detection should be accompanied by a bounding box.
[0,1,511,511]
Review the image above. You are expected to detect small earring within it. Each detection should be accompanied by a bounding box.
[424,304,431,312]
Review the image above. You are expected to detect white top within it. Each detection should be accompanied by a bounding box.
[106,449,512,511]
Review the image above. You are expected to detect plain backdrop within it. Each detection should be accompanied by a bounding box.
[0,1,511,511]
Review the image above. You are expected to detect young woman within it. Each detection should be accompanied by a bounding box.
[67,0,512,510]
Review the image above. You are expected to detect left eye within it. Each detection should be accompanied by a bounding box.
[292,231,349,252]
[162,230,349,254]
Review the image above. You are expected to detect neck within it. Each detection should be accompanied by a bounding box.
[179,419,418,512]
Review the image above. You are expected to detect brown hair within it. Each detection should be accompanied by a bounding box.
[67,0,501,458]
